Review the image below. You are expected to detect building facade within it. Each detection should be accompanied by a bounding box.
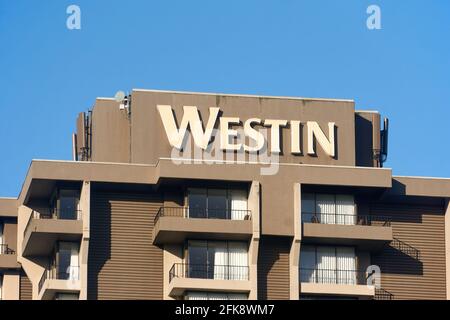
[0,89,449,300]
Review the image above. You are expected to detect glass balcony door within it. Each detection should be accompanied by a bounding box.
[53,242,80,280]
[57,190,80,220]
[0,222,3,253]
[186,291,248,300]
[300,245,357,285]
[187,240,248,281]
[187,188,248,220]
[302,193,356,225]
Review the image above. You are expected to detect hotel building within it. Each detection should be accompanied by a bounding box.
[0,89,449,300]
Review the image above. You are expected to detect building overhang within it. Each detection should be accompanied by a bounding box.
[22,219,83,256]
[168,278,251,297]
[300,282,375,299]
[0,254,20,269]
[301,223,393,250]
[0,198,18,217]
[153,217,253,245]
[38,279,81,300]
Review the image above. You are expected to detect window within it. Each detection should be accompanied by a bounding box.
[51,242,80,280]
[300,245,357,285]
[186,292,248,300]
[0,222,3,254]
[55,293,79,300]
[50,189,80,220]
[187,240,248,280]
[187,188,248,220]
[302,194,356,225]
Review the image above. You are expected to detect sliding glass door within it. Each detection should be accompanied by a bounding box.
[54,242,80,280]
[187,240,248,280]
[0,223,3,254]
[302,193,356,225]
[186,291,248,300]
[187,188,248,220]
[300,245,357,285]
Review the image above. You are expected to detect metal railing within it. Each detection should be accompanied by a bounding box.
[391,238,420,260]
[169,263,249,283]
[375,288,394,300]
[301,213,391,227]
[155,207,251,224]
[300,268,368,285]
[0,244,15,255]
[38,265,80,293]
[24,208,82,237]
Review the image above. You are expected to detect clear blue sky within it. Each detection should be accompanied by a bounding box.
[0,0,449,197]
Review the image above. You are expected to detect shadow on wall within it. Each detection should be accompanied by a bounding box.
[257,236,291,300]
[86,196,112,300]
[372,246,423,276]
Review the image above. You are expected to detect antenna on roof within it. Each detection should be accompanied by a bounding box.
[380,118,389,167]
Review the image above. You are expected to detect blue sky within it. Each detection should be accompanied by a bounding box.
[0,0,449,197]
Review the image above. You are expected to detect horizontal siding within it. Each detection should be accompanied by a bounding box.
[19,270,32,300]
[88,192,163,300]
[257,236,291,300]
[371,203,446,300]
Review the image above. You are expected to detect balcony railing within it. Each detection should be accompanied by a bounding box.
[155,207,251,224]
[24,209,82,238]
[169,263,249,283]
[0,244,15,255]
[300,268,368,285]
[38,265,80,294]
[301,213,391,227]
[390,238,420,260]
[375,288,394,300]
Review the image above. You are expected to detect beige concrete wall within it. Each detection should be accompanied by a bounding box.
[446,199,450,300]
[248,181,260,300]
[17,205,47,300]
[91,99,130,163]
[129,90,356,167]
[0,198,18,217]
[2,272,20,300]
[79,181,90,300]
[289,183,301,300]
[163,244,183,300]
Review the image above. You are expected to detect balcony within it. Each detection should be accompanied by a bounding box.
[22,209,83,256]
[0,244,20,269]
[168,263,251,297]
[152,207,252,245]
[299,268,375,298]
[38,265,80,300]
[301,213,393,250]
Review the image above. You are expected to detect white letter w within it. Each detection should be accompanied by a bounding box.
[157,105,220,150]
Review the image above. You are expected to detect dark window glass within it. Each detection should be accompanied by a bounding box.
[57,246,72,280]
[188,241,208,279]
[188,190,207,218]
[207,189,227,219]
[58,190,79,220]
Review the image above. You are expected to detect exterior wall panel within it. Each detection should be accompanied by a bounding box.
[257,236,291,300]
[19,270,32,300]
[88,191,163,300]
[371,203,446,300]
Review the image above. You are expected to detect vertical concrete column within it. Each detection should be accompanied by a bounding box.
[289,183,301,300]
[17,205,45,300]
[2,271,20,300]
[163,245,183,300]
[79,181,91,300]
[248,181,260,300]
[445,199,450,300]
